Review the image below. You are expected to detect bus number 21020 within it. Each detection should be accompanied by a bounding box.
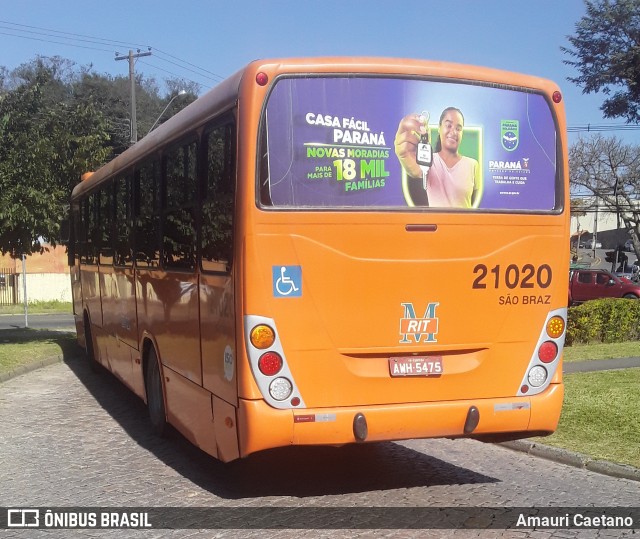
[472,263,552,290]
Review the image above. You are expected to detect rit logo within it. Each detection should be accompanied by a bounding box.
[399,302,439,344]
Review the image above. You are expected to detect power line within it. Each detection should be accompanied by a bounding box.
[567,124,640,133]
[0,20,146,50]
[0,30,114,53]
[138,60,212,90]
[0,20,223,90]
[153,49,224,82]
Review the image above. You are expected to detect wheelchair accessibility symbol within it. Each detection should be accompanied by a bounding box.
[273,265,302,297]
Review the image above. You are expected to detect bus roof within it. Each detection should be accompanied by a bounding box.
[71,57,563,201]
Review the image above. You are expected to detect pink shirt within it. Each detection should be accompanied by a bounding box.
[426,153,480,208]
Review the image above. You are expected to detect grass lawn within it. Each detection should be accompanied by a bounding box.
[0,300,72,315]
[0,329,79,375]
[533,368,640,469]
[563,341,640,362]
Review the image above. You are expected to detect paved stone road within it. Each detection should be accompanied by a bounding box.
[1,356,639,538]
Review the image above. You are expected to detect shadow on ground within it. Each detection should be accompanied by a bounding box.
[60,350,499,500]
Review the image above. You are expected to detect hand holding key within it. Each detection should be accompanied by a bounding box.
[394,112,431,186]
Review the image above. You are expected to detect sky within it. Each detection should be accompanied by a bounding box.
[1,0,639,145]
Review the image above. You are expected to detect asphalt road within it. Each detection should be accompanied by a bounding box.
[0,312,75,332]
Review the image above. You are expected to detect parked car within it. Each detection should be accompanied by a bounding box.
[573,239,601,249]
[568,268,640,305]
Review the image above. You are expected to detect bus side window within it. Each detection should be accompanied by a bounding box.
[163,141,197,270]
[114,174,134,268]
[85,191,99,265]
[75,200,87,264]
[99,181,114,266]
[201,121,236,273]
[134,161,161,268]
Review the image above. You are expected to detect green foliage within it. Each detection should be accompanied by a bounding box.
[563,0,640,123]
[0,56,197,258]
[567,298,640,345]
[0,58,110,257]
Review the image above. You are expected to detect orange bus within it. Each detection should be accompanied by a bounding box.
[69,58,569,462]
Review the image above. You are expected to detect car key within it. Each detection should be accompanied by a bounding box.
[416,133,432,190]
[416,112,432,190]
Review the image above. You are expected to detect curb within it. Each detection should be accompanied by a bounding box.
[0,355,64,384]
[500,440,640,483]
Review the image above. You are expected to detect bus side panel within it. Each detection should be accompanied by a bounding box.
[70,264,83,340]
[152,271,202,386]
[135,268,158,346]
[212,395,240,462]
[80,265,102,328]
[111,268,139,350]
[200,272,238,407]
[98,265,130,381]
[163,364,218,459]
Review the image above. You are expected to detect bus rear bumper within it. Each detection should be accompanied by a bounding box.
[237,382,564,458]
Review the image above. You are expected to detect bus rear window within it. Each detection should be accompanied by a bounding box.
[259,76,559,212]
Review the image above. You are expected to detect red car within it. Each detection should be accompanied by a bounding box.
[569,268,640,305]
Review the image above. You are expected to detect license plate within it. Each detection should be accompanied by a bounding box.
[389,356,443,377]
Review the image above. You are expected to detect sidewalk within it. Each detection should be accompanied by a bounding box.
[564,356,640,373]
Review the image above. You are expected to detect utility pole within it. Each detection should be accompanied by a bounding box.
[593,196,598,258]
[115,49,152,144]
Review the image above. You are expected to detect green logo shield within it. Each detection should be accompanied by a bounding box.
[501,120,519,151]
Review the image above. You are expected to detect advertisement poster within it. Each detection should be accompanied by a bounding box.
[263,76,558,211]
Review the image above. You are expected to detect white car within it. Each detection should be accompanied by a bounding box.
[582,240,602,249]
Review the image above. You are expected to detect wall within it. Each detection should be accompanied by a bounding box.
[0,245,71,304]
[17,274,72,303]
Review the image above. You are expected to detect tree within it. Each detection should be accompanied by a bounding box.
[0,58,110,257]
[0,55,198,257]
[563,0,640,123]
[569,134,640,254]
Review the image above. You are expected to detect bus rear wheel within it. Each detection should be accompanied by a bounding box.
[146,348,168,437]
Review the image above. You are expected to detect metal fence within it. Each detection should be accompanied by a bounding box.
[0,268,18,306]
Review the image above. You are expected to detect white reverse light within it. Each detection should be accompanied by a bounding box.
[269,377,293,401]
[528,365,548,388]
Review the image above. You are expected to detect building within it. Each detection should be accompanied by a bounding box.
[571,198,635,249]
[0,245,71,305]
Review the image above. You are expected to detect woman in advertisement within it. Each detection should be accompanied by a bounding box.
[395,107,481,208]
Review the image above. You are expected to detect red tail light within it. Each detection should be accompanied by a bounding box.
[538,341,558,363]
[258,352,283,376]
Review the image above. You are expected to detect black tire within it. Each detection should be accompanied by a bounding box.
[83,313,99,373]
[146,348,168,437]
[623,294,638,299]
